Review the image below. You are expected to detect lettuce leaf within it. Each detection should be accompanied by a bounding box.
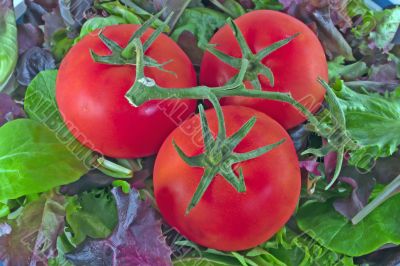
[173,227,354,266]
[0,2,18,90]
[171,7,227,47]
[297,193,400,257]
[332,81,400,168]
[0,192,65,264]
[328,56,368,81]
[65,189,118,245]
[65,188,172,265]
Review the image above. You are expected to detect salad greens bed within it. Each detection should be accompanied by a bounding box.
[0,0,399,265]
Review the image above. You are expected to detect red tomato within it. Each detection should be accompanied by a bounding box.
[154,106,301,251]
[200,10,328,129]
[56,24,197,158]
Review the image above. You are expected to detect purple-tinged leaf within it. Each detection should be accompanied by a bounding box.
[177,31,203,67]
[16,47,56,86]
[0,193,65,265]
[33,0,58,10]
[43,7,66,42]
[130,156,155,190]
[237,0,253,9]
[282,0,352,31]
[333,173,375,219]
[288,124,310,152]
[284,1,353,60]
[0,93,25,127]
[60,170,114,196]
[300,160,321,176]
[356,245,400,266]
[70,0,94,25]
[279,0,300,8]
[66,188,172,266]
[311,8,354,60]
[373,152,400,184]
[345,80,399,93]
[0,0,12,14]
[23,1,48,26]
[369,62,398,82]
[324,150,337,178]
[17,23,44,55]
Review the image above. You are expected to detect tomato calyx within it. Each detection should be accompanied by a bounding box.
[90,10,174,73]
[176,96,285,214]
[203,19,299,89]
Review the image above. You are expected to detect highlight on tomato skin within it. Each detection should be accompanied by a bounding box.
[154,106,301,251]
[200,10,329,130]
[56,24,197,158]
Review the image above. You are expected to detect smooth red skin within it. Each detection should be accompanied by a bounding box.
[154,106,301,251]
[56,24,197,158]
[200,10,328,129]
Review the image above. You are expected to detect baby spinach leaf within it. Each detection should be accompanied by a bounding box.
[65,189,118,245]
[0,119,88,200]
[0,6,18,89]
[24,70,65,135]
[24,70,94,166]
[296,194,400,257]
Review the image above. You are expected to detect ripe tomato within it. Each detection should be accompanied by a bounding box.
[200,10,328,129]
[56,24,197,158]
[154,106,301,251]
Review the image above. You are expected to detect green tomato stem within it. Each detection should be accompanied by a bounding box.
[96,157,132,179]
[124,38,320,128]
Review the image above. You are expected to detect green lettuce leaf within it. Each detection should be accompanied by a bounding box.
[209,0,245,18]
[0,119,88,200]
[75,16,127,43]
[50,29,75,62]
[253,0,283,10]
[296,194,400,257]
[332,81,400,168]
[348,3,400,54]
[369,7,400,50]
[0,7,17,89]
[171,7,227,47]
[328,56,368,82]
[65,189,118,245]
[172,227,353,266]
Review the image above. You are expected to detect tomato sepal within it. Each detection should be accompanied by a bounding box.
[173,96,286,214]
[204,18,300,88]
[90,10,174,74]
